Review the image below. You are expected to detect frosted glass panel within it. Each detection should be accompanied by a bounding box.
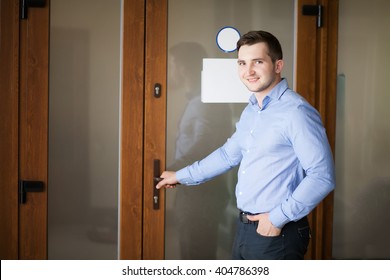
[333,0,390,259]
[48,0,121,259]
[166,0,294,259]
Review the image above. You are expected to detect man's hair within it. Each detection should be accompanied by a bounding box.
[236,30,283,63]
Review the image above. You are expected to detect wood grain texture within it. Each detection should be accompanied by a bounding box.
[296,0,338,259]
[0,0,20,260]
[18,1,49,259]
[143,0,167,260]
[119,0,145,260]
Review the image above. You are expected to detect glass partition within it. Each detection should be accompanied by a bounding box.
[48,0,121,259]
[333,0,390,259]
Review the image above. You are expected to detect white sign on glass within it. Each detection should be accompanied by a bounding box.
[201,27,250,103]
[201,58,250,103]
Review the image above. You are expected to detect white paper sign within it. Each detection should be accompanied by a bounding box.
[201,58,251,103]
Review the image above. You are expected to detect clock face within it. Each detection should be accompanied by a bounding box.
[216,27,240,53]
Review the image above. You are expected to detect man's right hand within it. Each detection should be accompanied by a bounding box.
[155,171,179,189]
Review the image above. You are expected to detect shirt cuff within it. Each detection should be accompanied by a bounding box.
[176,167,195,185]
[269,206,290,229]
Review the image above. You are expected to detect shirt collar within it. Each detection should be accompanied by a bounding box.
[248,78,289,106]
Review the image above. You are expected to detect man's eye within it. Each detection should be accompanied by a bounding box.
[238,62,245,66]
[255,60,263,64]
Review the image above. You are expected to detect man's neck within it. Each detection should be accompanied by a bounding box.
[254,77,282,108]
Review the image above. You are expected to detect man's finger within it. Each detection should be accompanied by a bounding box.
[247,214,260,221]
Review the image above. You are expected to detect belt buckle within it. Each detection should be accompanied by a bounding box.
[240,212,251,224]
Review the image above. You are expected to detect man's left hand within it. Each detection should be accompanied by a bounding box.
[247,213,282,237]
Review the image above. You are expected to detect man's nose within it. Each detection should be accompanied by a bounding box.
[246,64,255,75]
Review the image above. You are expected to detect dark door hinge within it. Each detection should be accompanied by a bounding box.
[20,0,46,20]
[19,180,45,204]
[302,4,323,28]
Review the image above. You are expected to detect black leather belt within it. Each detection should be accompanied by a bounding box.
[239,211,259,224]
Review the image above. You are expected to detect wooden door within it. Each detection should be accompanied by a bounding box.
[119,0,145,259]
[296,0,338,259]
[142,0,167,260]
[18,0,49,260]
[0,0,49,260]
[0,0,20,260]
[120,0,167,260]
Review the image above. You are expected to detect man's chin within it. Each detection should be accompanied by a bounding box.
[245,85,263,93]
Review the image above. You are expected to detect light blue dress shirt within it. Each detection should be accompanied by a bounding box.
[176,79,335,228]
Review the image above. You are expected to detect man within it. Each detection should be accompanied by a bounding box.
[156,30,335,260]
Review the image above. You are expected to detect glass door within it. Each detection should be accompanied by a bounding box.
[48,0,122,259]
[165,0,295,259]
[333,0,390,259]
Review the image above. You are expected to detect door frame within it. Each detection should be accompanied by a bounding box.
[295,0,338,259]
[0,0,20,260]
[0,0,49,260]
[119,0,167,260]
[119,0,145,260]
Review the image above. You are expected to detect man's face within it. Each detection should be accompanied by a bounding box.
[237,42,282,94]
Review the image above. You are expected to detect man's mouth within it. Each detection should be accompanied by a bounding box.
[247,77,259,83]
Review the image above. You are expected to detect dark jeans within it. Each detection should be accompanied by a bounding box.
[231,216,311,260]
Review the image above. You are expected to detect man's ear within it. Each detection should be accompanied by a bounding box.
[275,59,284,74]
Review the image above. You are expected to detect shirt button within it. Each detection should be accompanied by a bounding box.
[242,170,246,174]
[239,192,243,196]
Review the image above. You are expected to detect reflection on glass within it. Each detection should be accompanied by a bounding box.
[166,0,294,259]
[166,42,235,259]
[48,0,121,259]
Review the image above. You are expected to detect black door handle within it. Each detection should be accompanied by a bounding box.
[153,159,161,210]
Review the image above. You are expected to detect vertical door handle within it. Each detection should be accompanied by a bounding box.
[153,159,161,209]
